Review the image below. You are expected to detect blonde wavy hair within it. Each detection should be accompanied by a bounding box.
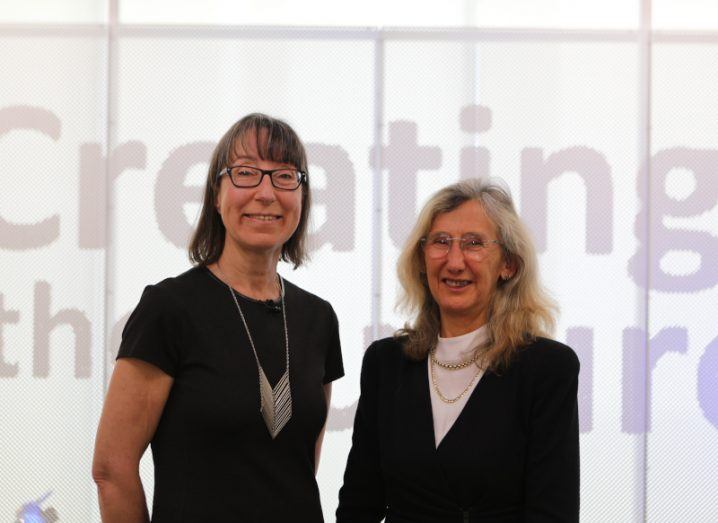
[396,178,557,371]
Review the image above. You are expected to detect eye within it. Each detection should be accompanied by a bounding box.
[463,237,486,249]
[274,170,295,181]
[431,235,451,246]
[230,166,260,177]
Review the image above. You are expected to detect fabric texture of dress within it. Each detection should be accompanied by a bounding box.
[337,336,579,523]
[117,266,344,522]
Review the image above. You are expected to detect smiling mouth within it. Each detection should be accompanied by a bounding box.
[443,278,472,288]
[244,213,282,222]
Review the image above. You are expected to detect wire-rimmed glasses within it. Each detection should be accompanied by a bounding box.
[420,233,502,261]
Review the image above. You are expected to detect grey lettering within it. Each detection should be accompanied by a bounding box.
[459,104,492,180]
[622,326,688,433]
[521,146,613,254]
[327,323,396,431]
[629,147,718,292]
[371,121,442,248]
[33,281,92,378]
[306,143,355,251]
[155,142,213,248]
[567,327,593,433]
[697,334,718,430]
[79,141,148,248]
[0,294,20,377]
[0,106,61,249]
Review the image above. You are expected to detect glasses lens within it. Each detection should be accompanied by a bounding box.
[461,237,487,259]
[271,169,300,190]
[422,235,491,260]
[423,234,451,258]
[229,166,262,187]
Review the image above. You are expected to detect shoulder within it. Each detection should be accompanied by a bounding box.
[128,267,208,321]
[152,266,207,296]
[357,336,406,391]
[281,279,342,333]
[361,336,407,373]
[515,337,580,378]
[365,336,405,360]
[282,278,335,312]
[143,266,212,307]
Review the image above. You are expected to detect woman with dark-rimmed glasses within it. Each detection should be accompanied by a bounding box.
[93,113,343,522]
[338,178,579,522]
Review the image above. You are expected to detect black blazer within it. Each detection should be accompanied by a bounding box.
[337,336,580,523]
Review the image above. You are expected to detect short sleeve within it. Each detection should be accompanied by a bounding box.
[323,302,344,384]
[117,284,185,376]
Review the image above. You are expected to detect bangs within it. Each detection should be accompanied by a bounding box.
[230,116,307,171]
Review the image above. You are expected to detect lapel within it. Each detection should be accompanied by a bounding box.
[434,369,502,509]
[391,357,458,504]
[435,368,490,451]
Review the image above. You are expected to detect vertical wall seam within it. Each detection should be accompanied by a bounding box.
[103,0,119,393]
[371,31,384,341]
[639,1,653,521]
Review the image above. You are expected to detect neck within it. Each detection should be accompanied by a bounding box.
[212,243,281,301]
[439,312,487,338]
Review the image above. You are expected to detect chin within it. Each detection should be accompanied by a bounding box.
[437,301,470,314]
[438,299,482,316]
[232,235,284,254]
[250,241,286,252]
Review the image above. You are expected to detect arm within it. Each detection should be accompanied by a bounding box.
[92,358,173,523]
[336,344,387,523]
[314,382,332,474]
[524,345,581,522]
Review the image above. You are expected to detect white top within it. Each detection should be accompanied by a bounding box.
[428,325,488,448]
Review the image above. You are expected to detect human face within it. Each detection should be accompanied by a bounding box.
[215,131,303,258]
[423,200,514,336]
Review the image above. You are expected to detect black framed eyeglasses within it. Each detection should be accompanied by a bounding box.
[217,165,306,191]
[420,233,502,261]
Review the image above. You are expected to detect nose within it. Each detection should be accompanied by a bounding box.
[254,173,277,202]
[445,240,466,271]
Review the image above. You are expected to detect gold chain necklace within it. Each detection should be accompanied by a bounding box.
[430,350,478,370]
[429,357,482,404]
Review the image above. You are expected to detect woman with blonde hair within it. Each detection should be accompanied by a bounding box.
[338,178,579,522]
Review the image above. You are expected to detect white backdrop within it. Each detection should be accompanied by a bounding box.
[1,2,717,521]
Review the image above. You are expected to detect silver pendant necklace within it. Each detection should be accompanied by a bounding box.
[224,273,292,439]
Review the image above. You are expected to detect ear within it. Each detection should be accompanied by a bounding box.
[214,186,221,213]
[419,251,428,276]
[500,256,517,281]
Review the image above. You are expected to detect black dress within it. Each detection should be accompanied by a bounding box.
[117,266,344,522]
[337,336,579,523]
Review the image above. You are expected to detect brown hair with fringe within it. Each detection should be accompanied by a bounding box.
[188,113,311,268]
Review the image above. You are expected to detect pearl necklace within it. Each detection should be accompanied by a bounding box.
[430,350,478,370]
[429,357,482,404]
